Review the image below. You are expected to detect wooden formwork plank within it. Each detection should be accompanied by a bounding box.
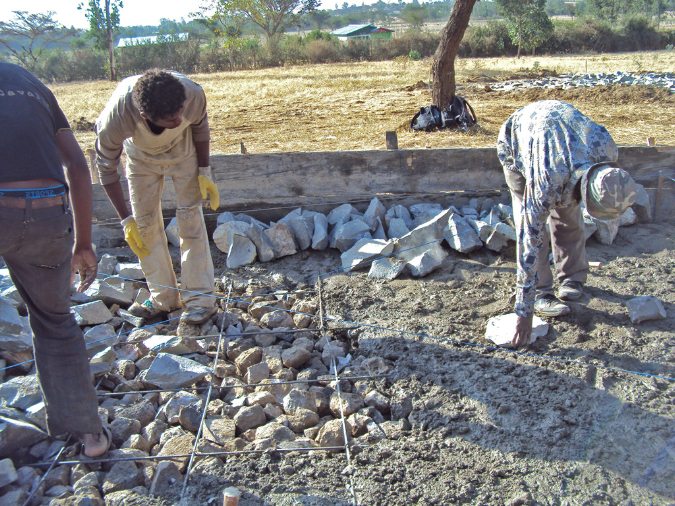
[90,146,675,222]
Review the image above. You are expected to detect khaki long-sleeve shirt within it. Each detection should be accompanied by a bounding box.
[95,71,210,185]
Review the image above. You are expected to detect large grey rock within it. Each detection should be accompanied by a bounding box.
[341,238,394,271]
[212,221,250,254]
[281,210,314,251]
[0,316,32,354]
[247,223,277,262]
[0,288,24,314]
[327,204,360,226]
[409,203,442,219]
[71,301,113,326]
[0,418,47,459]
[263,223,297,258]
[364,197,386,231]
[367,257,406,280]
[406,249,446,277]
[626,296,667,324]
[387,218,409,239]
[84,279,134,307]
[593,217,620,245]
[281,346,311,369]
[144,353,211,389]
[0,298,23,335]
[24,402,47,431]
[165,217,180,247]
[283,389,316,414]
[485,223,517,252]
[143,335,202,355]
[410,203,444,228]
[619,207,637,227]
[227,233,257,268]
[164,392,202,424]
[115,263,144,280]
[0,458,17,488]
[260,310,293,329]
[485,313,549,347]
[317,419,351,450]
[83,324,118,354]
[0,375,42,409]
[466,217,492,243]
[98,253,118,276]
[444,213,483,253]
[217,212,236,226]
[393,209,451,262]
[256,422,295,442]
[385,205,413,229]
[632,183,652,223]
[331,220,371,252]
[309,212,329,250]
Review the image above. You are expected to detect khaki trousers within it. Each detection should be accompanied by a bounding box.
[127,155,215,311]
[504,168,588,299]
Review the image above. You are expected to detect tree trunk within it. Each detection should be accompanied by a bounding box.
[105,0,116,81]
[516,16,522,59]
[430,0,478,109]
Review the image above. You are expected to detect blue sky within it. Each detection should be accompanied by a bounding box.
[0,0,200,29]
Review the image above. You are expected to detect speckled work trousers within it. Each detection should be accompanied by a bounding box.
[0,200,102,436]
[504,168,588,299]
[126,155,215,312]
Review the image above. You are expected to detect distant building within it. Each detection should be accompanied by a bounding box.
[330,24,394,41]
[117,32,189,48]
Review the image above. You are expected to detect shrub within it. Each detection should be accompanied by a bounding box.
[459,20,512,57]
[305,39,340,63]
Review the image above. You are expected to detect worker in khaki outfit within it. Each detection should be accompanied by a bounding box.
[95,69,219,325]
[497,100,637,348]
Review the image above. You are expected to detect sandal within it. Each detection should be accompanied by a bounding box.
[80,426,113,461]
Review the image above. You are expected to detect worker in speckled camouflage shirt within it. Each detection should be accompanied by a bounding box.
[497,100,638,349]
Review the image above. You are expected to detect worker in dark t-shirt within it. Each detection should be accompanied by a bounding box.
[0,63,110,458]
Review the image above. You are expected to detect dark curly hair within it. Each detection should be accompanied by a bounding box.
[132,69,186,122]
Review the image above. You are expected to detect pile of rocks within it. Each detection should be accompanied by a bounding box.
[198,183,652,280]
[0,256,407,505]
[488,71,675,93]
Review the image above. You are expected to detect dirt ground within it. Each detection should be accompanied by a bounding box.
[114,208,675,506]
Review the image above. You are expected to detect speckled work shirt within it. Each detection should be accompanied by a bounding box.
[497,100,618,317]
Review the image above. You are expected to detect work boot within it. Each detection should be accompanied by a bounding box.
[180,306,218,325]
[557,280,584,301]
[534,295,570,317]
[127,299,166,319]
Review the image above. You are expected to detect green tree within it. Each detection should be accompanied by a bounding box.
[78,0,123,80]
[193,11,248,71]
[0,11,75,71]
[496,0,552,57]
[401,3,428,28]
[198,0,319,42]
[308,9,333,30]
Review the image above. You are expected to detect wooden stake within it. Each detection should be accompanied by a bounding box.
[654,171,664,221]
[240,142,247,154]
[385,131,398,150]
[223,487,241,506]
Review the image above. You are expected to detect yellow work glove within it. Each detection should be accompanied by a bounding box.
[121,216,151,259]
[198,166,219,211]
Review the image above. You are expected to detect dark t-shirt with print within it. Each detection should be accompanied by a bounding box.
[0,62,70,184]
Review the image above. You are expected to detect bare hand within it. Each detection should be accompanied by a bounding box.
[71,243,98,292]
[512,314,534,349]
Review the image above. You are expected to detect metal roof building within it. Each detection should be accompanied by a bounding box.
[117,32,189,48]
[330,24,393,41]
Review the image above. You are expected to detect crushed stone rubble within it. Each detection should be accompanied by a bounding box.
[0,185,664,503]
[486,71,675,93]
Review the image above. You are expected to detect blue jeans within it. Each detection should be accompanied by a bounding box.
[0,198,101,436]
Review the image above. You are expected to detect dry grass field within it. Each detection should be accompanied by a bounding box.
[50,50,675,158]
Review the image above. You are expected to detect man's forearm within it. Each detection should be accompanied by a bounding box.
[56,130,93,246]
[102,181,132,220]
[194,140,210,168]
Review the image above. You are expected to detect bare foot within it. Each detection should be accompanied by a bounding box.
[82,431,109,458]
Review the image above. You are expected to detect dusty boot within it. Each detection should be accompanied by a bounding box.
[534,295,570,317]
[557,280,584,301]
